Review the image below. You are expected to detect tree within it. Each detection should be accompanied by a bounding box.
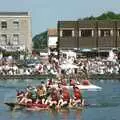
[78,11,120,20]
[32,31,48,51]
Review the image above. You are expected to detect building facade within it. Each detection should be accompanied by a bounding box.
[58,20,120,52]
[48,28,57,48]
[0,12,32,52]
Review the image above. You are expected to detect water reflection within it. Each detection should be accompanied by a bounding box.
[49,110,59,120]
[75,110,83,120]
[60,109,69,120]
[42,109,83,120]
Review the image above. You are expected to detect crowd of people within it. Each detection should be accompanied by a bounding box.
[0,50,119,79]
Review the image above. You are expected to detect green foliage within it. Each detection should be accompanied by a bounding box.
[80,11,120,20]
[32,31,48,51]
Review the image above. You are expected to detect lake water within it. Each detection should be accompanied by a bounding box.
[0,79,120,120]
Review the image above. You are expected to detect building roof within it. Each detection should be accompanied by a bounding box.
[48,28,57,36]
[0,12,29,16]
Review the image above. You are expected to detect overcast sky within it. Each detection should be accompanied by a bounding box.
[0,0,120,36]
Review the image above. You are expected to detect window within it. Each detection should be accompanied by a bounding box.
[13,21,19,29]
[101,29,110,37]
[1,21,7,29]
[62,30,73,37]
[81,30,92,37]
[13,34,19,45]
[1,34,7,45]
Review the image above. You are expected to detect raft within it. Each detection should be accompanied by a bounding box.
[4,102,83,111]
[4,102,49,111]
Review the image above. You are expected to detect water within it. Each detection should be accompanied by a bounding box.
[0,79,120,120]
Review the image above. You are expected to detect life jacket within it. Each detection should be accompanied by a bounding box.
[51,92,58,101]
[73,88,82,100]
[62,90,70,101]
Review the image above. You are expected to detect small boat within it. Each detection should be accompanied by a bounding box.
[49,84,102,91]
[76,84,102,91]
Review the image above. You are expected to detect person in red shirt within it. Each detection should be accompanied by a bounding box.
[58,87,70,108]
[72,86,84,107]
[49,88,58,107]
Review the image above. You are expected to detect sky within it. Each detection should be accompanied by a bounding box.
[0,0,120,37]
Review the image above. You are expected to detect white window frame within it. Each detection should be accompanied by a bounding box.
[98,28,113,37]
[79,28,94,37]
[13,34,19,45]
[1,34,7,45]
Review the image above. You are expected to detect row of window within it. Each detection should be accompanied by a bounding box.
[1,21,19,29]
[60,29,120,37]
[0,34,19,45]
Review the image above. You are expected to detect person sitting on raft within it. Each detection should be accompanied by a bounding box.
[49,88,59,107]
[58,87,70,108]
[36,85,46,104]
[26,86,38,103]
[72,86,84,107]
[41,81,47,93]
[17,90,32,104]
[16,91,25,103]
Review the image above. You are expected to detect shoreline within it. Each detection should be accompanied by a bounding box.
[0,74,119,80]
[88,74,120,80]
[0,74,56,80]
